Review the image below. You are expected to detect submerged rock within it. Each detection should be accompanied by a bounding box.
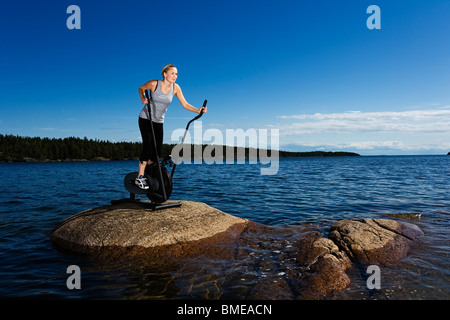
[50,200,249,258]
[50,202,425,299]
[328,218,424,264]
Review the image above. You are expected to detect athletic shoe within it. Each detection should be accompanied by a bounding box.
[135,175,149,189]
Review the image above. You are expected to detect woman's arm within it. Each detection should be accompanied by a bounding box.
[174,83,207,114]
[138,80,157,104]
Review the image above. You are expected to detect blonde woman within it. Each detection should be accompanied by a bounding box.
[135,64,207,189]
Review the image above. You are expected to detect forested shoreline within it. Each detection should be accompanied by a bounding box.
[0,134,359,162]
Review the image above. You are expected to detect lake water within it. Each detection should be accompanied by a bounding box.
[0,156,448,299]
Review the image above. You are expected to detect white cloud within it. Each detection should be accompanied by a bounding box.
[275,108,450,154]
[286,140,450,151]
[297,140,406,150]
[280,141,450,157]
[277,109,450,135]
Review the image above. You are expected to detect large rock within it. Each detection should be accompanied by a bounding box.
[292,218,424,298]
[328,218,424,264]
[51,203,425,299]
[294,232,352,298]
[51,201,248,258]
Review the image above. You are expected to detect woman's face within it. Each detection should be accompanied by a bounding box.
[164,67,178,83]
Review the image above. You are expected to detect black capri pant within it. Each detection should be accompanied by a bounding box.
[139,117,163,163]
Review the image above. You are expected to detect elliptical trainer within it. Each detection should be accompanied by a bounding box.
[111,90,206,210]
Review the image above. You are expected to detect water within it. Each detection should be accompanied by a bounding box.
[0,156,448,299]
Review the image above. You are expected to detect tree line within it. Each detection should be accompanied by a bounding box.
[0,134,143,162]
[0,134,359,162]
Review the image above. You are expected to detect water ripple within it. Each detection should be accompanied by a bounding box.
[0,156,449,299]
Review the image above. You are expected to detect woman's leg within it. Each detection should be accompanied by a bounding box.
[153,122,164,160]
[138,118,163,177]
[138,117,154,178]
[138,160,148,177]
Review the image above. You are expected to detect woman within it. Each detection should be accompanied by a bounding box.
[136,64,207,189]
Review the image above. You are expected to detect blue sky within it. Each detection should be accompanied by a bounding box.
[1,0,449,155]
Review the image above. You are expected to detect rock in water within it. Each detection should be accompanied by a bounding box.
[328,218,424,264]
[294,232,352,298]
[50,201,248,258]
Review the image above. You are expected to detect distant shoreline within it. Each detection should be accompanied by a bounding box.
[0,134,360,163]
[0,151,360,163]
